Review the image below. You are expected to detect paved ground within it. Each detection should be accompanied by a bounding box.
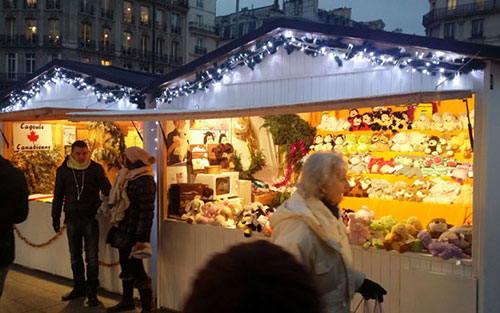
[0,265,140,313]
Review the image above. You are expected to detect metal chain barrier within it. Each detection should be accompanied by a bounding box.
[14,225,120,267]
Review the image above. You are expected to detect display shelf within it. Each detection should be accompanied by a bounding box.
[316,129,473,137]
[340,196,472,227]
[352,172,473,185]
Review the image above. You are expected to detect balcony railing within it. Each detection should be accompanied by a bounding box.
[423,1,500,27]
[172,0,188,8]
[194,45,207,55]
[189,22,217,34]
[101,8,114,19]
[171,25,181,34]
[20,34,39,45]
[3,0,17,9]
[0,34,22,45]
[121,46,137,57]
[123,15,135,24]
[24,1,37,9]
[157,55,170,63]
[138,50,152,59]
[43,35,62,46]
[80,2,94,15]
[46,0,61,10]
[140,19,150,27]
[79,38,95,50]
[99,42,115,53]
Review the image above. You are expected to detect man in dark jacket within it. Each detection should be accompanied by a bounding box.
[52,141,111,306]
[0,155,29,300]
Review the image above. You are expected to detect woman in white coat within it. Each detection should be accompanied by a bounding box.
[270,152,386,313]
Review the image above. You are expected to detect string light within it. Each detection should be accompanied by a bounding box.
[156,31,485,105]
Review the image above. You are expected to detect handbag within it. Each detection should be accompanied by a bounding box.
[106,226,133,249]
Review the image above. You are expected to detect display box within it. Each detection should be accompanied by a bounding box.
[168,183,212,217]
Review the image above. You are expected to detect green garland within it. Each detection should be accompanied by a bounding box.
[233,149,266,180]
[87,121,126,171]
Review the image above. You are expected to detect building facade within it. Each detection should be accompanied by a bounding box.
[185,0,217,63]
[0,0,192,91]
[423,0,500,46]
[216,0,385,44]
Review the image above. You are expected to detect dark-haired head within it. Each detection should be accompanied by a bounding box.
[184,240,321,313]
[71,140,88,151]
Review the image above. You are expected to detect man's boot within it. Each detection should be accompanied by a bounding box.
[87,290,99,307]
[138,287,156,313]
[106,280,135,312]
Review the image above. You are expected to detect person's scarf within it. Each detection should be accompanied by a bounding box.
[67,155,91,170]
[108,166,155,226]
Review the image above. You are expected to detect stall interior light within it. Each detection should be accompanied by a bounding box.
[1,67,144,112]
[156,29,486,105]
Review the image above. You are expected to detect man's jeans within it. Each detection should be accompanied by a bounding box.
[66,218,99,293]
[0,265,9,299]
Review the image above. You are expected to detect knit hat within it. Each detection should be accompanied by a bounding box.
[125,146,156,166]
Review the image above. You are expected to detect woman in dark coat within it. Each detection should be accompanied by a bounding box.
[106,146,157,313]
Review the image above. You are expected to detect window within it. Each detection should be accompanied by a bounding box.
[156,37,164,56]
[429,25,440,38]
[26,19,37,41]
[6,18,16,40]
[472,19,484,38]
[102,27,111,46]
[25,0,37,9]
[25,53,35,74]
[238,23,244,37]
[81,0,92,14]
[171,41,179,58]
[195,38,206,54]
[4,0,16,9]
[47,0,60,9]
[81,23,91,42]
[140,6,149,25]
[123,31,132,53]
[140,64,149,72]
[223,25,231,39]
[123,1,133,23]
[140,35,149,55]
[101,0,112,18]
[447,0,457,10]
[196,14,203,25]
[123,63,132,70]
[171,13,180,33]
[101,59,111,66]
[444,23,455,39]
[474,0,485,9]
[196,38,204,47]
[48,19,60,43]
[156,10,163,28]
[196,0,203,8]
[7,53,17,80]
[102,0,110,10]
[49,53,60,61]
[248,21,256,32]
[81,57,91,63]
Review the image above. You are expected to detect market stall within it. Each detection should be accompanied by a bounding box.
[68,18,500,313]
[0,60,159,293]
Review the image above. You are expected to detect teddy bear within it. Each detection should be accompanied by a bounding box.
[383,223,413,253]
[391,132,413,152]
[317,114,337,131]
[337,118,352,131]
[211,143,234,168]
[368,179,394,199]
[403,186,419,202]
[430,113,445,132]
[348,154,367,174]
[424,177,461,204]
[458,110,474,130]
[403,216,423,237]
[195,202,220,225]
[392,181,408,201]
[424,136,443,155]
[426,217,450,239]
[417,230,469,260]
[413,113,431,130]
[173,130,189,162]
[181,196,205,224]
[442,112,461,132]
[438,224,472,256]
[333,135,345,154]
[454,184,473,205]
[310,135,324,152]
[346,176,369,198]
[322,134,334,151]
[409,132,428,152]
[347,207,374,245]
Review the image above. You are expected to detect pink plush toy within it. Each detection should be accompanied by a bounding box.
[348,207,374,245]
[195,202,220,225]
[417,230,469,260]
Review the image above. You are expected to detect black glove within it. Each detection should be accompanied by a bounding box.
[357,278,387,302]
[52,218,60,233]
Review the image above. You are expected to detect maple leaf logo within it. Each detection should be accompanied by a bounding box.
[27,131,39,142]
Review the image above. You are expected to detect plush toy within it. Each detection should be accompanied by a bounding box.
[362,113,374,130]
[344,134,359,154]
[418,230,469,260]
[426,217,450,239]
[454,184,473,205]
[348,154,367,174]
[378,109,393,131]
[215,201,236,228]
[409,132,428,152]
[349,115,365,131]
[439,225,472,256]
[237,210,253,237]
[322,134,334,151]
[379,216,398,236]
[311,135,324,151]
[458,110,474,130]
[450,162,473,183]
[413,113,431,130]
[363,220,385,249]
[392,181,408,201]
[333,135,345,154]
[368,179,394,200]
[371,132,391,152]
[357,135,371,153]
[441,112,461,132]
[403,186,419,202]
[347,207,374,245]
[347,176,369,198]
[181,196,204,224]
[384,223,413,253]
[368,157,395,175]
[403,216,423,237]
[196,202,220,225]
[424,136,443,156]
[430,113,445,132]
[173,130,189,162]
[393,155,413,177]
[337,118,352,131]
[424,177,461,204]
[390,111,411,133]
[391,132,413,152]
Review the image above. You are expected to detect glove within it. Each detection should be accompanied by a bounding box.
[357,278,387,302]
[52,218,60,233]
